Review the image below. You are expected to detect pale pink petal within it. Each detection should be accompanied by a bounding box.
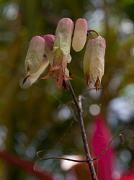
[72,18,88,52]
[20,36,49,89]
[83,35,106,90]
[43,34,55,51]
[54,18,74,64]
[43,34,55,65]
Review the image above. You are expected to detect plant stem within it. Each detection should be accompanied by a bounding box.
[39,156,87,163]
[66,80,98,180]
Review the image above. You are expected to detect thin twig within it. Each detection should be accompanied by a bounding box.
[35,127,129,170]
[87,30,100,37]
[38,156,88,163]
[66,80,98,180]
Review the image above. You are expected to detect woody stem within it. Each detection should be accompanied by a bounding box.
[66,80,98,180]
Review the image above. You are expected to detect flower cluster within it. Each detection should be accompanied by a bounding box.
[21,18,106,90]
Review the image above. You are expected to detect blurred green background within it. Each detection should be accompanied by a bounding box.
[0,0,134,179]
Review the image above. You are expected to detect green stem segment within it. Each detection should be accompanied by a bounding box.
[67,80,98,180]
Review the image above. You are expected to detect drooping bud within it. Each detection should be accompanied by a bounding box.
[72,18,88,52]
[46,18,74,88]
[43,34,55,51]
[83,35,106,90]
[43,34,55,65]
[20,36,49,89]
[53,18,74,65]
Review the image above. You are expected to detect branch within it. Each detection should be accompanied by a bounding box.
[66,80,98,180]
[39,156,88,163]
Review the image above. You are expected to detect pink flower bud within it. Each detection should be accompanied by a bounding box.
[43,34,55,65]
[83,35,106,90]
[45,18,74,88]
[20,36,49,89]
[53,18,74,65]
[72,18,88,52]
[43,34,55,50]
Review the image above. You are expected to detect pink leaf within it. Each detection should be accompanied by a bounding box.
[91,115,115,180]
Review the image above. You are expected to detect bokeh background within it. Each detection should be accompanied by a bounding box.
[0,0,134,179]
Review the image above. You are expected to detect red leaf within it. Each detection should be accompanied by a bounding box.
[120,164,134,180]
[0,150,53,180]
[121,175,134,180]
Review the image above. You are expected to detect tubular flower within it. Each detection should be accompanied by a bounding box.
[53,18,74,64]
[43,34,55,65]
[72,18,88,52]
[83,35,106,90]
[50,18,74,88]
[20,36,49,89]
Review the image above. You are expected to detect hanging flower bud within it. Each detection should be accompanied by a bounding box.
[53,18,74,65]
[72,18,88,52]
[43,34,55,65]
[44,18,74,88]
[20,36,49,89]
[53,18,74,88]
[43,34,55,50]
[83,35,106,90]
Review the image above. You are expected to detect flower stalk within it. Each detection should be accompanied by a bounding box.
[66,80,98,180]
